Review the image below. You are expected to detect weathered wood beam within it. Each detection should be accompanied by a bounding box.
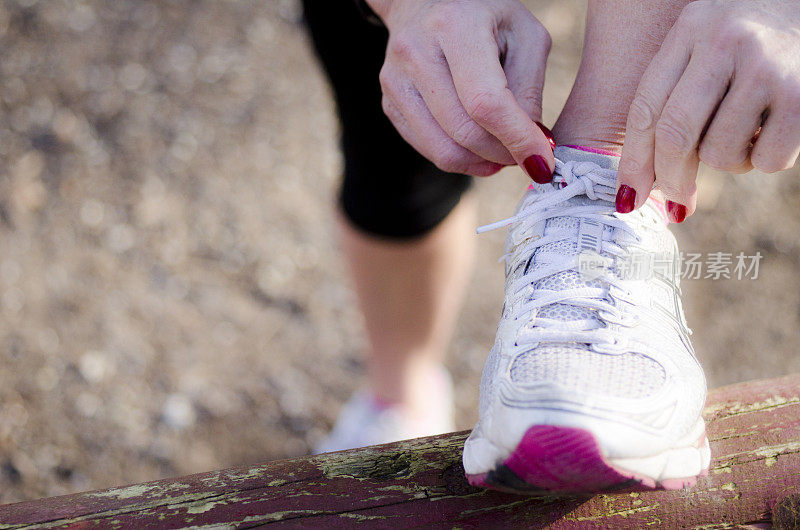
[1,374,799,528]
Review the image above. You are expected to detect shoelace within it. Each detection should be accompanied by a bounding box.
[478,160,640,353]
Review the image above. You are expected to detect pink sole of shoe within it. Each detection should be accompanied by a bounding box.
[466,425,707,495]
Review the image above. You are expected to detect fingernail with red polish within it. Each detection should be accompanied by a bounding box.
[535,121,556,151]
[523,154,553,184]
[666,200,687,223]
[615,184,636,213]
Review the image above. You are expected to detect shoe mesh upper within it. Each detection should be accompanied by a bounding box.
[509,344,666,399]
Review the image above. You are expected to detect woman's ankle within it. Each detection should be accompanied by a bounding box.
[552,114,625,157]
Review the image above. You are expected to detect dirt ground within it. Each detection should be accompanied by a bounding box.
[1,0,799,503]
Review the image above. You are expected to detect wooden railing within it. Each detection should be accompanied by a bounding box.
[1,373,799,528]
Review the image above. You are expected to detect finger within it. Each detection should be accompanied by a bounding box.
[751,102,800,174]
[652,52,732,220]
[505,13,554,152]
[503,13,550,124]
[698,78,766,173]
[411,52,516,165]
[618,24,691,212]
[380,70,504,177]
[438,26,554,183]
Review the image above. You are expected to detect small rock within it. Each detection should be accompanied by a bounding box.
[162,393,196,430]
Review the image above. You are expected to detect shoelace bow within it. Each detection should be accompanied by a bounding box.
[478,160,641,353]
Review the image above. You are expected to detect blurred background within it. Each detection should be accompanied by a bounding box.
[1,0,799,503]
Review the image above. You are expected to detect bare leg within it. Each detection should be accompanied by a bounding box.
[339,195,476,417]
[552,0,692,153]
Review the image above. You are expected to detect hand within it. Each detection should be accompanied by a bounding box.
[617,0,800,222]
[367,0,555,179]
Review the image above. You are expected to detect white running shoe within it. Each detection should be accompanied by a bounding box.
[315,366,455,453]
[463,147,710,494]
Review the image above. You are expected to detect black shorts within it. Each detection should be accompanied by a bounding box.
[302,0,472,239]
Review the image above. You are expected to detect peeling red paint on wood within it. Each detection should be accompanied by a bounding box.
[1,374,799,529]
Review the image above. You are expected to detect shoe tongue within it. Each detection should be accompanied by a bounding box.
[529,147,621,326]
[534,220,602,324]
[554,145,620,170]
